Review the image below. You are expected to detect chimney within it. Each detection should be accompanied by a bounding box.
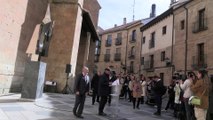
[150,4,156,18]
[123,18,127,24]
[170,0,177,6]
[114,24,117,27]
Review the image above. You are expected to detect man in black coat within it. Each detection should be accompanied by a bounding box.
[91,71,101,105]
[153,75,164,116]
[73,66,90,119]
[98,68,111,116]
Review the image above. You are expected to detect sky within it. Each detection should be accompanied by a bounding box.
[97,0,171,30]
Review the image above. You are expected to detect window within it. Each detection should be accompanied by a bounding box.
[162,26,167,35]
[116,48,121,53]
[131,46,135,55]
[161,51,166,61]
[181,20,185,30]
[106,35,112,46]
[149,32,155,48]
[150,55,154,68]
[130,30,136,42]
[142,37,146,44]
[116,33,122,45]
[130,61,134,73]
[141,57,144,65]
[198,43,204,65]
[199,9,205,30]
[160,73,164,83]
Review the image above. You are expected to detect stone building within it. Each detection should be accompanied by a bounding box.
[173,0,213,75]
[96,5,156,76]
[140,8,174,86]
[0,0,101,95]
[96,19,143,74]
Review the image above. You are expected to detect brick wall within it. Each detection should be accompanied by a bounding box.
[0,0,48,95]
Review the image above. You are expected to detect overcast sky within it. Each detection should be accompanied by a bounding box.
[97,0,171,30]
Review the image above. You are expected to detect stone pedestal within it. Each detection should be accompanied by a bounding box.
[21,61,46,99]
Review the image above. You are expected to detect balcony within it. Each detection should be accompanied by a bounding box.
[192,18,208,33]
[129,35,136,43]
[115,38,122,45]
[127,66,134,73]
[128,52,135,59]
[143,60,154,72]
[114,53,121,61]
[191,55,207,70]
[104,54,110,62]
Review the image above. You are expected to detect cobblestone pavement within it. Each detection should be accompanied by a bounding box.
[0,93,176,120]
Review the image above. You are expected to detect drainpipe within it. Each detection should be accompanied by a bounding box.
[184,6,188,76]
[139,31,143,75]
[171,12,175,77]
[124,29,129,74]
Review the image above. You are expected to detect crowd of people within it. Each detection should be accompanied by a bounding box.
[73,66,213,120]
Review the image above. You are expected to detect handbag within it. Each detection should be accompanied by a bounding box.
[189,96,201,105]
[189,88,206,106]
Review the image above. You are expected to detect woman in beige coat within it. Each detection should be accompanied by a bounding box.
[132,77,142,109]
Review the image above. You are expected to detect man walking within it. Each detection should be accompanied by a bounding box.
[98,68,111,116]
[73,66,90,119]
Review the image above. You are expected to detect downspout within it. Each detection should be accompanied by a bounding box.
[139,31,143,75]
[184,6,188,76]
[124,29,129,74]
[171,12,175,76]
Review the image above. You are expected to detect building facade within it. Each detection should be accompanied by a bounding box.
[0,0,101,95]
[173,0,213,75]
[96,18,140,74]
[140,8,174,86]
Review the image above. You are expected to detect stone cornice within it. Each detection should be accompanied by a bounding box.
[51,0,78,4]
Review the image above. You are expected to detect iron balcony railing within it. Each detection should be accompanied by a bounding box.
[193,18,208,33]
[115,38,122,45]
[129,34,137,43]
[191,54,207,70]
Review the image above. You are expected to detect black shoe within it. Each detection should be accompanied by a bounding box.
[99,112,107,116]
[153,112,161,116]
[76,114,84,119]
[136,107,140,109]
[92,103,94,105]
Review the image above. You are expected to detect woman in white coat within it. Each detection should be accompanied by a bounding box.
[140,75,147,104]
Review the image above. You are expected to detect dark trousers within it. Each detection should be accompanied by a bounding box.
[92,91,99,104]
[141,96,144,104]
[165,97,174,110]
[155,95,162,114]
[133,97,141,109]
[99,96,108,114]
[128,90,132,102]
[73,94,86,115]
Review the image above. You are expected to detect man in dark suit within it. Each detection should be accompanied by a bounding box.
[73,66,90,119]
[91,71,101,105]
[153,75,164,116]
[98,68,111,116]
